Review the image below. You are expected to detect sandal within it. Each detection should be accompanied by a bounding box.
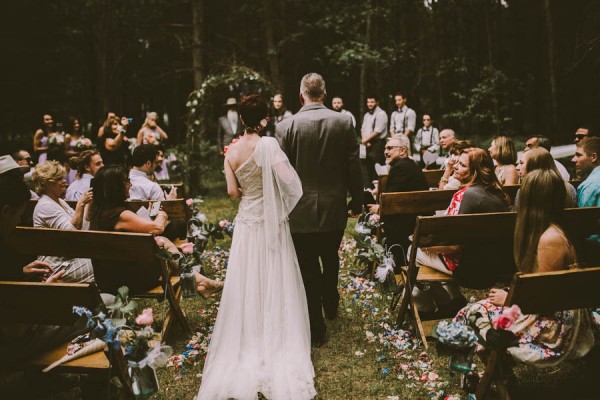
[197,279,224,299]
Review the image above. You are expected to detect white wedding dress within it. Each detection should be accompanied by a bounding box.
[197,137,316,400]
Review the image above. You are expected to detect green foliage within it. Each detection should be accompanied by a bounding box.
[105,286,138,327]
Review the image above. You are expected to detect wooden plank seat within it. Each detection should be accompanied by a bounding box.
[394,207,600,350]
[0,281,135,398]
[7,227,191,342]
[475,266,600,399]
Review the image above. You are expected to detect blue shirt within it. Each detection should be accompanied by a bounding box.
[577,167,600,207]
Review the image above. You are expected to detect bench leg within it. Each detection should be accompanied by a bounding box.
[109,347,136,400]
[476,350,498,400]
[395,271,412,326]
[161,282,191,342]
[411,298,429,350]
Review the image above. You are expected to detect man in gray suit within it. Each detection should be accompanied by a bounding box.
[276,73,363,345]
[217,97,244,156]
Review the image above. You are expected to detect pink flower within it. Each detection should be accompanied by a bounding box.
[186,198,193,206]
[154,237,165,247]
[492,314,514,330]
[219,220,228,228]
[135,308,153,326]
[180,242,194,254]
[505,304,521,320]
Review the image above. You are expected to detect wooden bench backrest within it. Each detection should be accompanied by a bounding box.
[412,207,599,248]
[159,183,185,198]
[423,169,444,188]
[506,266,600,314]
[0,281,102,325]
[25,198,190,225]
[8,227,159,265]
[380,185,521,216]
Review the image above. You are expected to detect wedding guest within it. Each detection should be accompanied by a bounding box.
[515,147,576,208]
[414,114,440,168]
[98,115,131,166]
[33,114,55,164]
[65,116,90,184]
[136,111,168,146]
[272,93,292,124]
[455,169,595,366]
[217,98,243,154]
[331,96,356,128]
[0,172,84,365]
[89,165,221,295]
[65,150,104,201]
[32,161,95,283]
[523,135,570,181]
[437,140,474,190]
[152,144,170,181]
[12,149,34,181]
[489,135,518,185]
[129,144,177,200]
[3,154,37,199]
[572,137,600,207]
[96,111,116,141]
[411,148,513,288]
[361,95,388,185]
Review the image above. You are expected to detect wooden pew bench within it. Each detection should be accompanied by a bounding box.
[475,266,600,399]
[0,281,136,399]
[394,206,600,350]
[7,227,191,342]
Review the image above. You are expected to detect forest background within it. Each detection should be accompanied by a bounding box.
[2,0,600,152]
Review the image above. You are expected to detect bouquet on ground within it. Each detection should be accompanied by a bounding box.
[433,320,479,372]
[66,286,171,398]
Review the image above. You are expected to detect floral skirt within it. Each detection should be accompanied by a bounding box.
[454,300,595,366]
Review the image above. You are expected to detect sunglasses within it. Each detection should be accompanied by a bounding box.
[575,134,587,140]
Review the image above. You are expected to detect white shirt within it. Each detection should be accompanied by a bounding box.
[340,109,356,128]
[227,110,238,133]
[390,106,416,135]
[361,106,388,141]
[554,159,570,181]
[66,173,93,201]
[129,169,165,200]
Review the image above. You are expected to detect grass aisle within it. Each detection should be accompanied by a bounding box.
[152,197,467,400]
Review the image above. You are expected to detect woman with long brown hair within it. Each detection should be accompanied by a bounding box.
[455,169,594,366]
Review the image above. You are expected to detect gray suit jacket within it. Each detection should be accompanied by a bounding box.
[217,115,243,150]
[276,103,363,233]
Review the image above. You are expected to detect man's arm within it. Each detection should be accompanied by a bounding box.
[344,122,364,215]
[414,129,422,152]
[404,109,416,137]
[428,128,440,153]
[389,111,396,136]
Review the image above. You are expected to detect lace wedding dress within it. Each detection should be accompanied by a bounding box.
[197,137,316,400]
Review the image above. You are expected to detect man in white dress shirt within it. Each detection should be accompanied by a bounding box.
[361,95,389,185]
[523,135,570,181]
[331,96,356,128]
[414,114,440,168]
[65,150,104,200]
[389,92,416,139]
[129,145,177,200]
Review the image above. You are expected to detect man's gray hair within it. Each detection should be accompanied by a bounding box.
[440,128,456,138]
[389,135,410,149]
[300,73,326,100]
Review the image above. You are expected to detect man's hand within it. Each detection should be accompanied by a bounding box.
[23,261,53,281]
[165,185,178,200]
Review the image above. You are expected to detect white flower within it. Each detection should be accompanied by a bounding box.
[192,100,198,106]
[186,101,191,107]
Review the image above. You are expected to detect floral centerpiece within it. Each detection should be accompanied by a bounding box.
[434,320,478,373]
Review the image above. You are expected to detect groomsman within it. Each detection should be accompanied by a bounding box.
[331,96,356,128]
[414,114,440,168]
[389,92,416,139]
[276,73,363,346]
[360,95,388,185]
[217,98,243,156]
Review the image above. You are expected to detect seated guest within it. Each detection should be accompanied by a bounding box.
[0,172,83,365]
[489,135,519,185]
[129,144,177,200]
[11,149,35,182]
[572,137,600,207]
[523,135,570,181]
[65,150,104,201]
[437,140,474,190]
[32,161,94,283]
[1,155,38,199]
[411,148,513,288]
[516,147,577,208]
[368,135,428,257]
[89,165,221,296]
[455,169,595,366]
[153,144,170,181]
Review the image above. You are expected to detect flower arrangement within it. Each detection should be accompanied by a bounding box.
[434,321,479,373]
[75,137,94,151]
[48,132,65,146]
[70,286,172,398]
[354,211,382,240]
[485,304,521,350]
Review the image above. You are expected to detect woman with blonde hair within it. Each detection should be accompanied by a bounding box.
[489,135,519,185]
[32,161,95,282]
[455,169,594,366]
[515,147,577,207]
[136,112,168,146]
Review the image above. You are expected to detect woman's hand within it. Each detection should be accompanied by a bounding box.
[23,261,53,281]
[488,288,508,307]
[368,204,380,214]
[77,188,93,207]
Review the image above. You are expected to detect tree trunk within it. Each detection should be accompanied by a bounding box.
[359,0,373,119]
[191,0,204,90]
[262,0,282,92]
[543,0,558,140]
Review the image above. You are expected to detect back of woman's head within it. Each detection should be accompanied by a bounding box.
[32,161,65,194]
[239,94,268,131]
[449,140,474,155]
[493,135,517,165]
[91,165,128,210]
[514,169,567,273]
[524,147,560,176]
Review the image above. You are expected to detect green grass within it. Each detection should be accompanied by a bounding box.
[145,196,599,400]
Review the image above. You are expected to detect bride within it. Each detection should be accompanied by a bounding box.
[197,95,316,400]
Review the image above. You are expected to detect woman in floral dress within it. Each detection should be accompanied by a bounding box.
[455,169,595,366]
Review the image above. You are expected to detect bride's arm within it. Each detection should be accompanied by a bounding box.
[224,157,242,198]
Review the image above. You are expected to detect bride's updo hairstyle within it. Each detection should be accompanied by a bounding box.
[239,94,269,133]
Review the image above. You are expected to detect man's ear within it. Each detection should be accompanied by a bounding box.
[299,93,305,106]
[592,152,599,165]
